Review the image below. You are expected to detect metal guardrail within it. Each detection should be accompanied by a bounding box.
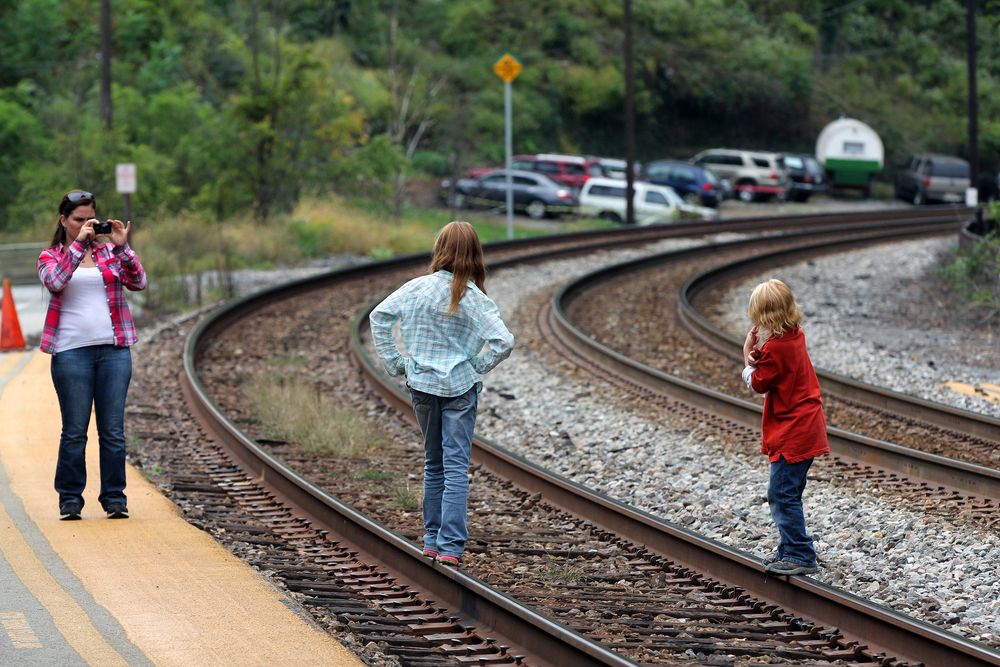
[0,243,44,285]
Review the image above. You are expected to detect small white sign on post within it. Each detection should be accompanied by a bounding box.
[116,163,137,194]
[965,187,978,207]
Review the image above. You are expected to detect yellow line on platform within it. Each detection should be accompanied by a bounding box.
[1,350,362,666]
[0,501,128,665]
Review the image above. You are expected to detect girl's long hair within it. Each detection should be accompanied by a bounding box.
[748,278,803,337]
[430,221,486,314]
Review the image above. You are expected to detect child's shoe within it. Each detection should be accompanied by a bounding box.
[422,549,439,559]
[437,555,460,567]
[765,560,818,576]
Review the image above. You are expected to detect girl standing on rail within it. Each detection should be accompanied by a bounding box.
[741,278,829,576]
[370,221,514,567]
[37,190,147,521]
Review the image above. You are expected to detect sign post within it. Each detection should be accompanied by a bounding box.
[493,53,522,240]
[115,163,137,238]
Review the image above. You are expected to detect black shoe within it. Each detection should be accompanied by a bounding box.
[59,501,83,521]
[105,503,129,519]
[765,560,818,576]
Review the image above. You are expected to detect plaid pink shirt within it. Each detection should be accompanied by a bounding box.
[37,239,147,354]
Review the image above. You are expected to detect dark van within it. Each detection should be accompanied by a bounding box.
[642,159,723,207]
[894,154,970,205]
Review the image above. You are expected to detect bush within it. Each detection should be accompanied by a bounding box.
[939,226,1000,323]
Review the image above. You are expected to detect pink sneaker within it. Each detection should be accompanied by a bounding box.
[438,555,460,567]
[422,549,439,559]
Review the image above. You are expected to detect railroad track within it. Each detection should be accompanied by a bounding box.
[167,208,999,666]
[554,231,1000,507]
[678,238,1000,449]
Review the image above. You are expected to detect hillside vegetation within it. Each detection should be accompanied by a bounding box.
[2,0,998,234]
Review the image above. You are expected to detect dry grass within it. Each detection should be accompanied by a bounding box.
[244,373,385,458]
[392,484,421,511]
[290,196,433,257]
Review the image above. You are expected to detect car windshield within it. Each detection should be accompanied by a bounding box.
[660,187,684,206]
[784,156,804,169]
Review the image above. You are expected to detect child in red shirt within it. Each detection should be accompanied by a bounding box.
[741,279,829,576]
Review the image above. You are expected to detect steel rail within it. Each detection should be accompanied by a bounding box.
[677,240,1000,444]
[179,208,987,667]
[557,223,1000,501]
[181,280,637,667]
[538,228,1000,666]
[353,257,999,667]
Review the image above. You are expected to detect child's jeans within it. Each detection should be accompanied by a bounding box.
[768,455,816,566]
[409,386,478,559]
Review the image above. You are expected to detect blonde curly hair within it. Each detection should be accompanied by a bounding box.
[748,278,803,336]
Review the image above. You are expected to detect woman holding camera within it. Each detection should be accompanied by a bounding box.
[37,190,147,520]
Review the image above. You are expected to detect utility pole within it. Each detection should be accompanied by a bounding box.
[624,0,636,225]
[100,0,113,130]
[966,0,981,227]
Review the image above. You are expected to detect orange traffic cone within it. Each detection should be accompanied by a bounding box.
[1,278,26,351]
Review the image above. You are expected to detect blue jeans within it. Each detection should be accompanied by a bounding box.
[767,455,816,566]
[50,345,132,510]
[409,386,478,559]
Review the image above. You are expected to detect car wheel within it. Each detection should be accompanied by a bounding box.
[683,192,699,205]
[738,187,755,203]
[449,192,466,208]
[598,211,623,223]
[526,200,547,219]
[912,189,924,206]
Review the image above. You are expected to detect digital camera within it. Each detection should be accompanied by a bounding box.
[93,220,113,234]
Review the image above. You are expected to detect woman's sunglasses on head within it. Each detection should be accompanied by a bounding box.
[64,191,94,203]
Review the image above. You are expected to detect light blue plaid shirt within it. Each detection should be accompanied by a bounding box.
[370,271,515,397]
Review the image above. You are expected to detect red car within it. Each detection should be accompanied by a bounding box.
[510,153,603,191]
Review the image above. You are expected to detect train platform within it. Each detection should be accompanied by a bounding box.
[0,350,362,666]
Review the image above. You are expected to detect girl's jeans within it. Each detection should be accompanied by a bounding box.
[409,386,478,559]
[50,345,132,510]
[767,455,816,566]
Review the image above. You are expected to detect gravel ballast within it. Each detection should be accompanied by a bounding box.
[708,236,999,418]
[472,233,999,647]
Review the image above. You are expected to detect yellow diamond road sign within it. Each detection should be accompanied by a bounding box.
[493,54,522,83]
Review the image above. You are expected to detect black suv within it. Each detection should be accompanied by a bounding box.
[783,154,829,202]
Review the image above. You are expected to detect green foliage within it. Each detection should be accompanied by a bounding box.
[3,0,1000,234]
[939,226,1000,322]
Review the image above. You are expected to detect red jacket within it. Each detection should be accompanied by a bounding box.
[749,327,830,463]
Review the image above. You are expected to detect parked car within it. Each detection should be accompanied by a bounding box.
[660,184,721,221]
[691,148,788,202]
[510,153,603,191]
[578,177,719,225]
[783,154,829,202]
[642,159,724,207]
[578,177,679,224]
[591,157,641,180]
[440,169,578,219]
[894,153,970,205]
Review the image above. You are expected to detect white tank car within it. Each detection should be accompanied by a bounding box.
[815,118,884,195]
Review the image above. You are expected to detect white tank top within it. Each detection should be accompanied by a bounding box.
[54,267,115,353]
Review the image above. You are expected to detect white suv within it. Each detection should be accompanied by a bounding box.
[578,178,680,224]
[692,148,788,202]
[577,177,726,224]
